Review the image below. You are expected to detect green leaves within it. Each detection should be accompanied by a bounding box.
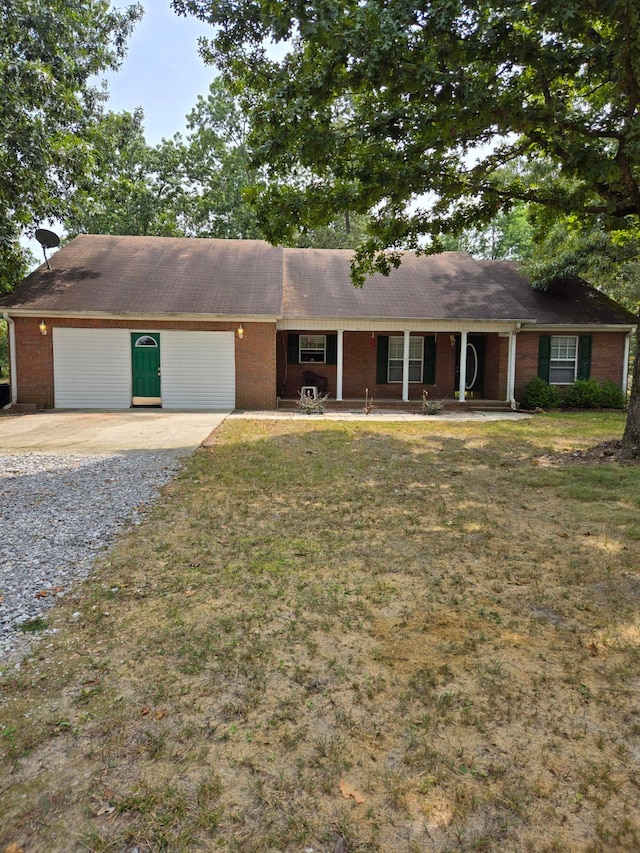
[172,0,640,286]
[0,0,143,287]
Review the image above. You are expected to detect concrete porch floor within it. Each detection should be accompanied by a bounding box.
[275,397,516,413]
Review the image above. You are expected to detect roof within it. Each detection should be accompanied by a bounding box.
[2,235,636,326]
[476,260,637,326]
[1,234,284,317]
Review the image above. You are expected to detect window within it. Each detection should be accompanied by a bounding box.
[134,335,158,347]
[299,334,326,363]
[549,336,577,384]
[388,336,423,382]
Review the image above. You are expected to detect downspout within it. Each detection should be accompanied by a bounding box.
[2,313,17,405]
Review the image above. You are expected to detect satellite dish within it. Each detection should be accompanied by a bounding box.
[34,228,60,269]
[35,228,61,249]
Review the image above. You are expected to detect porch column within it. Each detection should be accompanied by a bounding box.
[623,332,632,394]
[336,329,344,401]
[458,331,468,403]
[402,330,411,402]
[507,328,518,409]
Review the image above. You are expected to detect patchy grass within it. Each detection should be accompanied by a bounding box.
[1,412,640,852]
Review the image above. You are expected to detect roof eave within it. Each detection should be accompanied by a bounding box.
[2,309,281,323]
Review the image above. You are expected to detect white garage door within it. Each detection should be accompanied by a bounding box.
[53,328,131,408]
[53,328,235,410]
[161,331,235,409]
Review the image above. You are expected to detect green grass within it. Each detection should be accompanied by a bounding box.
[0,412,639,852]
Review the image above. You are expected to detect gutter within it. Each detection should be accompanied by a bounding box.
[2,313,17,405]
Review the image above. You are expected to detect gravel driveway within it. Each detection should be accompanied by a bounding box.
[0,450,184,666]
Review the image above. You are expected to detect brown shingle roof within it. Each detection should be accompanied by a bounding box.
[283,249,636,324]
[2,235,636,326]
[1,234,284,316]
[476,260,637,325]
[283,248,530,320]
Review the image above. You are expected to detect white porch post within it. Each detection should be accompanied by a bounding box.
[458,331,468,403]
[507,329,518,408]
[402,330,411,402]
[623,332,632,394]
[336,329,344,401]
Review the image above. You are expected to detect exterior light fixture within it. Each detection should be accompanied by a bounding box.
[39,320,48,336]
[237,324,244,340]
[450,334,456,348]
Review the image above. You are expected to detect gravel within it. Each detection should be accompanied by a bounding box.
[0,451,183,666]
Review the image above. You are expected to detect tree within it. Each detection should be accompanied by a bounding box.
[65,110,188,237]
[173,0,640,456]
[65,78,372,246]
[181,79,263,238]
[0,0,142,292]
[441,203,535,261]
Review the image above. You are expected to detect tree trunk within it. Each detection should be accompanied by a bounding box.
[621,329,640,458]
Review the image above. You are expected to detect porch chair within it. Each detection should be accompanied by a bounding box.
[303,370,329,394]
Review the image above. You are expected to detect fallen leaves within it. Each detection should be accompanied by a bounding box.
[339,778,364,804]
[141,707,167,720]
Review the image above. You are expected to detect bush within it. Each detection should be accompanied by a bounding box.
[598,380,627,410]
[521,377,560,410]
[563,378,603,408]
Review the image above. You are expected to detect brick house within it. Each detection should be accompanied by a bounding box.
[1,234,636,410]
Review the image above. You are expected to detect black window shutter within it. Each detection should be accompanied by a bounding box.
[423,336,436,384]
[326,334,337,365]
[538,335,551,381]
[288,334,299,365]
[578,335,592,379]
[376,336,389,383]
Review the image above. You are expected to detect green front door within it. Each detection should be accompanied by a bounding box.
[131,333,161,405]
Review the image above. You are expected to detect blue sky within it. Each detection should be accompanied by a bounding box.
[103,1,217,143]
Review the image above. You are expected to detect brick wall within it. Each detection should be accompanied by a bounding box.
[12,317,54,407]
[12,317,277,410]
[515,331,629,400]
[277,331,508,400]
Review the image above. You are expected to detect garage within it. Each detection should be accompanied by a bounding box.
[53,328,235,410]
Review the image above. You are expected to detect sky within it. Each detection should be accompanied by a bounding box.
[103,0,217,143]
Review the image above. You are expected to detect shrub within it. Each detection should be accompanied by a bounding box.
[296,391,329,414]
[563,378,603,408]
[521,377,560,410]
[598,380,627,409]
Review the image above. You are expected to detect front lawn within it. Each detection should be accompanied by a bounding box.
[1,413,639,852]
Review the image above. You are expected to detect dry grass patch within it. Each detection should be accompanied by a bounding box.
[1,413,639,852]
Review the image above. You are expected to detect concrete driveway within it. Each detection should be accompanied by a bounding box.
[0,410,230,454]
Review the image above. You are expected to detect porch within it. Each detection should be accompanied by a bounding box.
[276,397,515,413]
[276,327,520,410]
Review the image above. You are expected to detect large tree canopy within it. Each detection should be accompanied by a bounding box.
[0,0,142,291]
[174,0,640,455]
[65,78,372,247]
[65,109,188,238]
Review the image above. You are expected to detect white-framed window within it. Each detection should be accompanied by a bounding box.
[388,336,423,382]
[549,335,578,384]
[299,334,327,363]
